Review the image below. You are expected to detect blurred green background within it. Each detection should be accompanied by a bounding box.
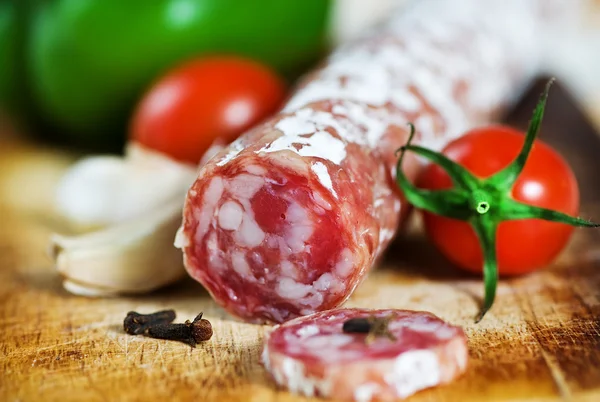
[0,0,332,151]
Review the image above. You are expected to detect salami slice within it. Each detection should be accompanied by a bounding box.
[261,308,468,401]
[175,0,571,323]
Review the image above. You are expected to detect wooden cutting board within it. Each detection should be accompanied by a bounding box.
[1,79,600,402]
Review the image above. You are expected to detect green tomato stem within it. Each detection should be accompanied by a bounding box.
[472,190,491,215]
[488,79,554,191]
[501,199,600,227]
[396,128,473,221]
[398,125,479,191]
[476,203,490,214]
[471,216,498,323]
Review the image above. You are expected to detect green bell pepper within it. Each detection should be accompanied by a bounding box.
[0,2,16,108]
[28,0,331,148]
[0,0,42,124]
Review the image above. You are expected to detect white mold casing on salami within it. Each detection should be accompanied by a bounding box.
[261,309,468,401]
[176,0,567,323]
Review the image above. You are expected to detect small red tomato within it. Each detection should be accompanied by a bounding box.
[396,81,597,320]
[130,56,286,164]
[417,125,579,276]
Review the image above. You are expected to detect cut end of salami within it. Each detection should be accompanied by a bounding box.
[261,309,468,401]
[177,126,388,323]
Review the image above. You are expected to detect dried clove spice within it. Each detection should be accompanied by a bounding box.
[342,314,397,344]
[124,310,176,335]
[146,312,213,347]
[342,317,372,334]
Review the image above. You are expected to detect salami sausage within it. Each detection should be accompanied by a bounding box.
[261,308,468,401]
[176,0,564,323]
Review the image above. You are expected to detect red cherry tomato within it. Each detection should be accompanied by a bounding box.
[130,56,286,164]
[417,126,579,276]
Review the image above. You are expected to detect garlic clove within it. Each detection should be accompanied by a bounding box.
[50,196,187,296]
[54,143,197,229]
[49,140,231,297]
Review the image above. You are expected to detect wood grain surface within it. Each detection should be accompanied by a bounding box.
[1,79,600,402]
